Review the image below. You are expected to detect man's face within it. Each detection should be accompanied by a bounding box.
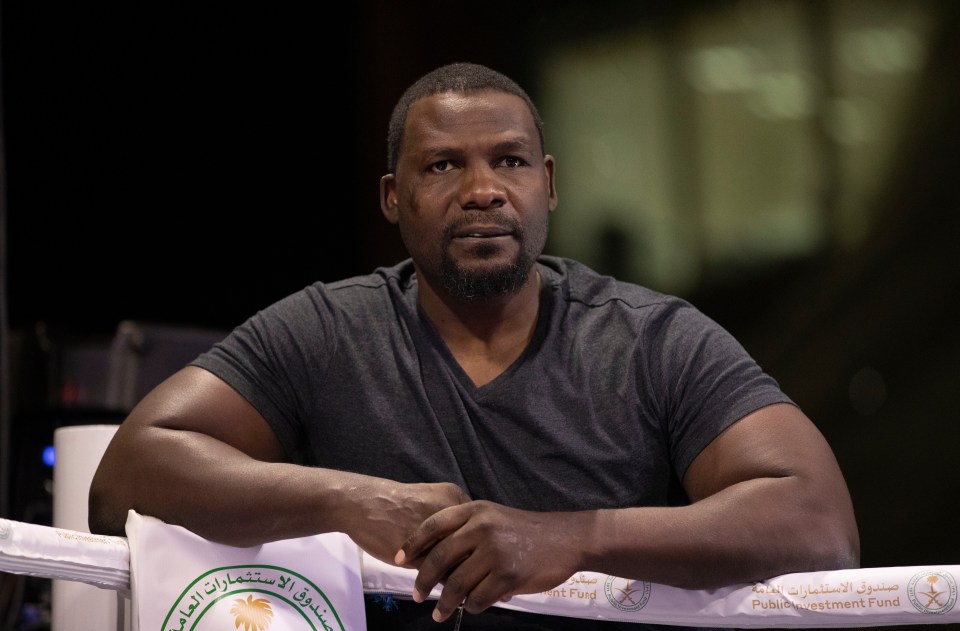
[380,90,557,300]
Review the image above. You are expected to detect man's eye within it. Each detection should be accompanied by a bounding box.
[430,160,452,173]
[501,156,524,168]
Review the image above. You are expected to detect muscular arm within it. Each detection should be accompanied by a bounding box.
[88,366,468,562]
[398,403,860,621]
[591,403,859,583]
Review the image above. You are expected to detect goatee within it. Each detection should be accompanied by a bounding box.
[437,211,539,300]
[439,250,533,300]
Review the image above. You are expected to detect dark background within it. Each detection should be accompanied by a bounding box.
[2,1,713,333]
[2,1,959,629]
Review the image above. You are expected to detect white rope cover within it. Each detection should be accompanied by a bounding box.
[2,518,957,627]
[0,517,130,596]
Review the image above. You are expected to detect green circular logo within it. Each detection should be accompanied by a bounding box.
[160,564,347,631]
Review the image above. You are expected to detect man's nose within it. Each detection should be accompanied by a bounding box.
[458,164,506,209]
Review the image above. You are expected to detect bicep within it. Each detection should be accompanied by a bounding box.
[683,403,848,503]
[110,365,286,463]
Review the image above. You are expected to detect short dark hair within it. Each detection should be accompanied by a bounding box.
[386,62,544,173]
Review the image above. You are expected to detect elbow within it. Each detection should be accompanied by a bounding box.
[802,508,861,573]
[87,475,127,537]
[826,527,861,571]
[807,535,860,575]
[791,474,861,573]
[825,497,861,570]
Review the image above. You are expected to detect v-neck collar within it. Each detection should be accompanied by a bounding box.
[408,265,553,393]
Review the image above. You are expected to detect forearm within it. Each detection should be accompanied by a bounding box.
[395,478,855,623]
[89,426,385,547]
[583,476,859,589]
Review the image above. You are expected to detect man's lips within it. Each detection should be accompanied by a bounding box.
[450,225,514,239]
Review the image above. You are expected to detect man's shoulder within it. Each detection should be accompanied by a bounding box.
[262,260,416,322]
[538,255,685,312]
[289,259,416,310]
[322,259,415,294]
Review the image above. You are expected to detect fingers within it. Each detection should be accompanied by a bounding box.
[394,500,533,619]
[394,503,468,568]
[426,556,502,622]
[402,505,518,619]
[395,503,476,607]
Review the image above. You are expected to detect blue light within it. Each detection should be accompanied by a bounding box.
[42,445,56,467]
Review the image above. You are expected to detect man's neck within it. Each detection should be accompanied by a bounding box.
[417,267,542,386]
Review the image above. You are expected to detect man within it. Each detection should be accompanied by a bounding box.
[89,62,859,629]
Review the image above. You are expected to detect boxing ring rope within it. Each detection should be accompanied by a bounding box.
[5,425,955,629]
[2,516,959,628]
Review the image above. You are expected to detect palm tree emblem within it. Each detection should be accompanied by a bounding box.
[920,575,946,608]
[230,594,274,631]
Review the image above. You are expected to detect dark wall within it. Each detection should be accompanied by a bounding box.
[4,1,617,334]
[3,0,699,332]
[3,4,366,333]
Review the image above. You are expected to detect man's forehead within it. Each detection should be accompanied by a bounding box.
[403,90,538,145]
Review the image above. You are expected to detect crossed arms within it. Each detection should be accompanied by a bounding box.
[89,365,859,622]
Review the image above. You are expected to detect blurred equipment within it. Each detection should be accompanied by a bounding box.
[50,425,129,631]
[2,321,227,630]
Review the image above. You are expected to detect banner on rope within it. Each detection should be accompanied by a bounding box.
[125,512,367,631]
[361,553,960,628]
[3,516,960,628]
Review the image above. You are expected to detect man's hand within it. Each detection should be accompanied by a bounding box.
[393,501,590,622]
[341,479,471,565]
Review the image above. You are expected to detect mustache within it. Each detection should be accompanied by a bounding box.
[442,212,523,240]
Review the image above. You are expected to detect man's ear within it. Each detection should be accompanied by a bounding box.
[545,154,558,213]
[380,174,399,224]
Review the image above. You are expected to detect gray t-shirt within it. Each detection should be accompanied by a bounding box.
[191,255,792,629]
[194,255,792,508]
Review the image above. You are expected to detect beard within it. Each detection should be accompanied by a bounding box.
[439,245,534,300]
[437,213,536,300]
